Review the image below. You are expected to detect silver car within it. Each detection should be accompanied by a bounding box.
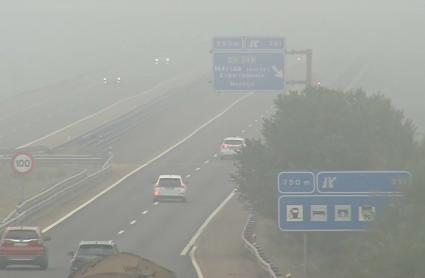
[153,175,187,202]
[219,137,246,159]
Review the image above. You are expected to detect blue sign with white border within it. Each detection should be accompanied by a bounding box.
[212,36,286,92]
[278,195,399,231]
[317,171,410,194]
[277,171,409,232]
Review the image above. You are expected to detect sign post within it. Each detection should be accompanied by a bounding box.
[11,152,34,204]
[278,171,410,278]
[212,36,286,92]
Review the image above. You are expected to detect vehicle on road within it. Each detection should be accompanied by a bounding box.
[153,175,187,202]
[67,252,177,278]
[0,226,51,270]
[219,137,246,159]
[68,240,119,274]
[154,57,171,65]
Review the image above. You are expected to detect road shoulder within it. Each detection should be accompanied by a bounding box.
[195,196,268,278]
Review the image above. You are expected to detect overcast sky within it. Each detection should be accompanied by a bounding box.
[1,0,424,129]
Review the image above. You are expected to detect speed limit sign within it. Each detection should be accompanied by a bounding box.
[12,152,34,174]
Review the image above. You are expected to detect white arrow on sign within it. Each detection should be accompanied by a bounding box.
[272,66,283,79]
[12,152,34,174]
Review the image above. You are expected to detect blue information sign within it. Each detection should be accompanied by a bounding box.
[212,36,285,92]
[317,171,410,194]
[277,171,409,232]
[278,172,315,194]
[278,195,397,231]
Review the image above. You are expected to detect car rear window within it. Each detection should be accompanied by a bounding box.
[78,245,116,256]
[158,178,182,187]
[4,230,39,240]
[224,139,244,145]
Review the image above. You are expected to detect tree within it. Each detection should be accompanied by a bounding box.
[233,86,424,278]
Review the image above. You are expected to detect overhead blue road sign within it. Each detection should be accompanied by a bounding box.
[317,171,411,194]
[213,52,285,91]
[212,36,285,92]
[213,37,243,50]
[245,37,285,50]
[278,195,398,231]
[278,172,315,194]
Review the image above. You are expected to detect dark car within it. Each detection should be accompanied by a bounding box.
[0,226,51,270]
[68,240,119,273]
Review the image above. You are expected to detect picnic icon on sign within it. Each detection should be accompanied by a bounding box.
[287,205,303,222]
[310,205,327,222]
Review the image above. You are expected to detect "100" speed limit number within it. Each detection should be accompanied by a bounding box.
[12,152,34,174]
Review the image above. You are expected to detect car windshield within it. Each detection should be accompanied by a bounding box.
[77,245,115,257]
[158,178,182,188]
[224,140,243,145]
[4,230,39,240]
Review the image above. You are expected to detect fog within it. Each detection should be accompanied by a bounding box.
[1,0,424,123]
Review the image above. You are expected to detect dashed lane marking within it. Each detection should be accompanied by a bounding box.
[42,94,250,233]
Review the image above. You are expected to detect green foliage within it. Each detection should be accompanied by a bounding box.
[233,86,425,278]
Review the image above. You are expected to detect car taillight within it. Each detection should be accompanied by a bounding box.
[221,144,229,149]
[0,240,13,248]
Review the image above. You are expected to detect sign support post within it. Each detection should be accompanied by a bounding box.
[303,232,308,278]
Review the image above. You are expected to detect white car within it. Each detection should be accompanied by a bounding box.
[219,137,246,159]
[153,175,187,202]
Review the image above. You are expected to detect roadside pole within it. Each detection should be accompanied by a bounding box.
[303,232,308,278]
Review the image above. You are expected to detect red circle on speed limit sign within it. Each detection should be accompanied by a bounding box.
[12,152,34,174]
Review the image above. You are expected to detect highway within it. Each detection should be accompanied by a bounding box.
[0,58,181,149]
[2,80,275,277]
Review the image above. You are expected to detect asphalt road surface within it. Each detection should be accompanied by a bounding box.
[2,87,274,277]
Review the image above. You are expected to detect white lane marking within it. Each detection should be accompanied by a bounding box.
[118,230,125,235]
[185,174,192,179]
[17,74,197,149]
[153,201,159,206]
[248,124,252,128]
[260,114,264,118]
[241,129,246,133]
[42,95,249,233]
[254,119,258,123]
[195,167,201,171]
[203,160,209,164]
[130,220,136,225]
[213,153,218,158]
[190,246,204,278]
[180,191,235,256]
[142,210,149,215]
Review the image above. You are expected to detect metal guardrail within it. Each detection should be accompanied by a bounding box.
[241,213,284,278]
[0,152,113,231]
[55,89,172,151]
[0,154,106,165]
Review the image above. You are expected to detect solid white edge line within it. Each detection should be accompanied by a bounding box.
[190,246,204,278]
[180,190,235,256]
[42,95,249,233]
[17,74,193,149]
